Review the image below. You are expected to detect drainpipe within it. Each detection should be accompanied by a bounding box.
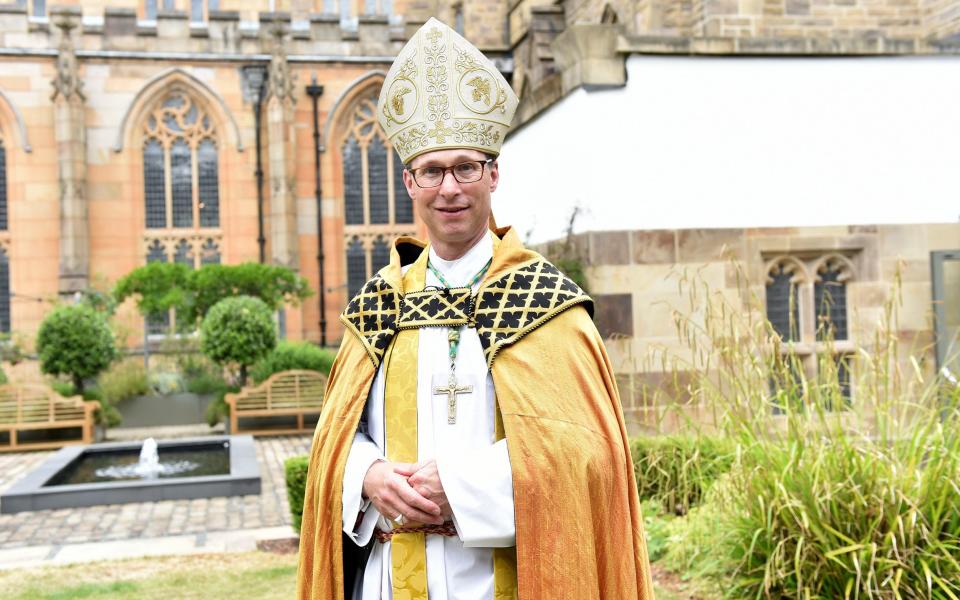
[305,75,327,347]
[242,65,268,264]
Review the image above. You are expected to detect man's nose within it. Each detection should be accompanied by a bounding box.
[437,169,461,196]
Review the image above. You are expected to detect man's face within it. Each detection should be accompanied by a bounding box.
[402,148,499,251]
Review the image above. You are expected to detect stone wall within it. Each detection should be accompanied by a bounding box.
[560,224,960,434]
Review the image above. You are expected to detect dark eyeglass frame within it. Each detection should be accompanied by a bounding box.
[408,159,494,188]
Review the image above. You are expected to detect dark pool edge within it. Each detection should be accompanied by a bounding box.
[0,435,261,515]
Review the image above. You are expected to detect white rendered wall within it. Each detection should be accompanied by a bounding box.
[495,55,960,243]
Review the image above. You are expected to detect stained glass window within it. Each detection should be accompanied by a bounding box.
[174,239,193,267]
[143,139,166,228]
[0,248,9,333]
[340,92,417,293]
[347,237,367,298]
[0,139,7,231]
[198,139,219,228]
[368,137,389,225]
[343,137,363,225]
[766,264,799,342]
[393,151,412,224]
[142,91,219,232]
[200,238,220,265]
[371,236,390,274]
[815,264,848,341]
[171,140,193,228]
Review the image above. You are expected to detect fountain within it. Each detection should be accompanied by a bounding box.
[0,435,261,514]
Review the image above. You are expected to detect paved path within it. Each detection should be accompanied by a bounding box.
[0,435,311,566]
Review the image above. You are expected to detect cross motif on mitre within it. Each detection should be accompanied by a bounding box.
[427,120,454,143]
[427,27,442,44]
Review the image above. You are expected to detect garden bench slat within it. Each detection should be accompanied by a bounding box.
[0,384,98,452]
[224,370,326,436]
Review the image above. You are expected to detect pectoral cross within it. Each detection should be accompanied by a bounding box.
[434,373,473,425]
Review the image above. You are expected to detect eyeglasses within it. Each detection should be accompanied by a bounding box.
[409,159,493,188]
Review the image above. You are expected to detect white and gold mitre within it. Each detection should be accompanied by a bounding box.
[377,18,519,164]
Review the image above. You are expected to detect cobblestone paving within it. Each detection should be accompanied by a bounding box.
[0,435,311,549]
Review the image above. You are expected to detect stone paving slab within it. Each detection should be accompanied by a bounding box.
[0,525,296,570]
[0,435,311,552]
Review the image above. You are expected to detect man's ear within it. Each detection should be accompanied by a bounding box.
[402,167,416,198]
[488,160,499,193]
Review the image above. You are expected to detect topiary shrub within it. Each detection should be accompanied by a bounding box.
[284,455,310,533]
[250,341,336,384]
[630,434,736,516]
[200,296,277,385]
[37,305,118,395]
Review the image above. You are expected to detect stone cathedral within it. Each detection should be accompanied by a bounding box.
[0,0,956,353]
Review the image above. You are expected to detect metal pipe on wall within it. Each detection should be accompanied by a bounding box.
[305,74,327,347]
[242,64,268,264]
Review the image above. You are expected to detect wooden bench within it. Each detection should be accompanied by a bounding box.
[0,384,98,452]
[225,370,327,436]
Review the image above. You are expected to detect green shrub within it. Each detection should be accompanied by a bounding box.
[647,261,960,598]
[0,364,7,385]
[148,371,185,395]
[174,351,228,395]
[204,384,240,427]
[187,369,228,395]
[97,359,149,404]
[250,341,336,384]
[640,500,675,563]
[50,381,121,428]
[200,296,277,385]
[631,435,736,516]
[36,305,118,394]
[284,455,310,533]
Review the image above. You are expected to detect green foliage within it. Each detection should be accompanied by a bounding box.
[148,371,185,395]
[173,351,228,395]
[284,455,310,533]
[36,305,118,394]
[205,384,240,426]
[640,500,675,563]
[0,332,26,365]
[643,260,960,598]
[187,263,313,324]
[97,359,149,404]
[113,262,312,331]
[250,341,336,384]
[51,381,122,428]
[112,261,191,322]
[631,435,736,516]
[200,296,277,384]
[0,364,7,385]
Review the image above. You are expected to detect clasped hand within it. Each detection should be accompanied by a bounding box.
[362,459,451,526]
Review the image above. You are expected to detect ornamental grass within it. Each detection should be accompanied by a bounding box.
[639,261,960,599]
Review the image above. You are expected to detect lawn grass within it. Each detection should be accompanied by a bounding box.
[0,552,297,600]
[0,550,691,599]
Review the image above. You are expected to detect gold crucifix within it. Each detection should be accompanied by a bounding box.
[434,373,473,425]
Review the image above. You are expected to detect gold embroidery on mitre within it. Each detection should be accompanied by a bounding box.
[377,18,518,164]
[383,54,418,125]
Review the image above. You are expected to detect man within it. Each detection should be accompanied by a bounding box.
[297,18,653,600]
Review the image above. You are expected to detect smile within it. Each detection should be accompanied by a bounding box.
[436,207,468,214]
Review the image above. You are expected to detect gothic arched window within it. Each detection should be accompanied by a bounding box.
[765,259,803,342]
[815,257,851,342]
[141,90,222,269]
[339,92,416,297]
